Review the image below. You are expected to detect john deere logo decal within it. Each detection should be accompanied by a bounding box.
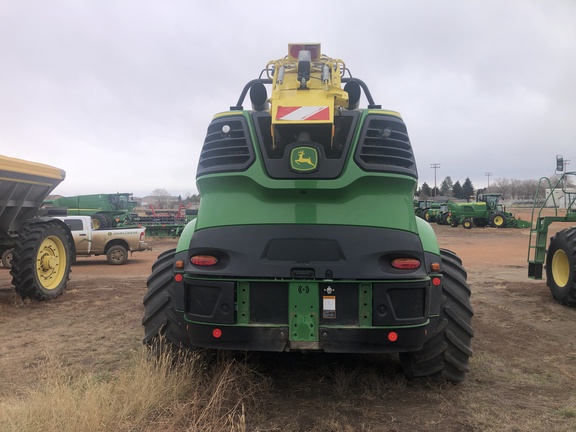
[290,147,318,172]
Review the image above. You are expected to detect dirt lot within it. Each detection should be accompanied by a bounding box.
[2,209,576,431]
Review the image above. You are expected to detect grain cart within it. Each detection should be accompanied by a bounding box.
[0,155,73,300]
[143,44,474,381]
[449,194,530,229]
[528,155,576,306]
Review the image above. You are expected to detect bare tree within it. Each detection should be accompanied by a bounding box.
[151,188,170,209]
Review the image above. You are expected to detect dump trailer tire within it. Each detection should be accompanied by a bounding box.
[489,211,506,228]
[142,249,192,351]
[546,228,576,306]
[399,249,474,382]
[10,221,72,301]
[1,249,13,269]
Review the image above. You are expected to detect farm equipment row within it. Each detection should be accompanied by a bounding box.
[415,194,530,229]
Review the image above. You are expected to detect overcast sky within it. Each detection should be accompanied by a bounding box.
[1,0,575,198]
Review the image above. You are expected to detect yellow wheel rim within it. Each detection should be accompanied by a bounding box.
[552,249,570,288]
[36,235,67,290]
[494,216,504,226]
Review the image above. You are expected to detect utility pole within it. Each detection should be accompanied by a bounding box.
[485,172,493,191]
[430,163,440,197]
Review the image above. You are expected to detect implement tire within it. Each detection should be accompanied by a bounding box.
[142,249,192,351]
[400,249,474,382]
[546,228,576,306]
[2,248,13,269]
[10,220,72,301]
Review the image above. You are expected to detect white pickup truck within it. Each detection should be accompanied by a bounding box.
[56,215,149,265]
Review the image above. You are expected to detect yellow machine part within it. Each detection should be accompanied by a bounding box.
[268,43,351,126]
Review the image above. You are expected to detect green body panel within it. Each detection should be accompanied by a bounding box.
[176,219,196,253]
[195,110,419,233]
[196,174,417,231]
[416,217,441,255]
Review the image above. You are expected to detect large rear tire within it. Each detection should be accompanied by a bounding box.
[399,249,474,382]
[10,221,73,300]
[546,228,576,306]
[142,249,192,350]
[489,211,506,228]
[92,213,109,230]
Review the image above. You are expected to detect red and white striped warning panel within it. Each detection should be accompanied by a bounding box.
[276,106,330,121]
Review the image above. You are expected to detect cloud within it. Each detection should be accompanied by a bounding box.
[1,0,575,197]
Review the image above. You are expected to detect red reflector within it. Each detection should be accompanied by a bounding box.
[391,258,421,270]
[212,328,222,339]
[388,332,398,342]
[174,274,183,282]
[432,277,441,286]
[191,255,218,266]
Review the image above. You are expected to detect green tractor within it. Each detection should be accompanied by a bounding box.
[414,200,433,219]
[142,44,474,381]
[448,194,530,229]
[436,202,458,226]
[528,155,576,306]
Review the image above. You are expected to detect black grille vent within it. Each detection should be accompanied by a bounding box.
[197,117,255,177]
[355,115,417,178]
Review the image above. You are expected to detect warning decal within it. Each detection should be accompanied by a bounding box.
[276,106,330,121]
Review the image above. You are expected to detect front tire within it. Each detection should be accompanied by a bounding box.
[106,244,128,265]
[462,218,473,229]
[142,249,192,351]
[399,249,474,382]
[546,228,576,306]
[10,221,73,300]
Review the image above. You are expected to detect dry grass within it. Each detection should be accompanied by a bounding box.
[0,347,269,432]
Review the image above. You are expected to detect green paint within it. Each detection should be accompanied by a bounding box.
[358,282,372,326]
[289,282,319,341]
[237,281,250,325]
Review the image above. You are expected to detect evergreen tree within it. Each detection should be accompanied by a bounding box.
[463,178,475,199]
[420,182,432,197]
[440,176,453,196]
[452,181,464,199]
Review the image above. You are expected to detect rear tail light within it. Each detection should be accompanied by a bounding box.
[140,232,145,241]
[391,258,421,270]
[191,255,219,266]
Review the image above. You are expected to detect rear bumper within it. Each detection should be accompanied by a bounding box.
[132,241,149,252]
[183,320,434,353]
